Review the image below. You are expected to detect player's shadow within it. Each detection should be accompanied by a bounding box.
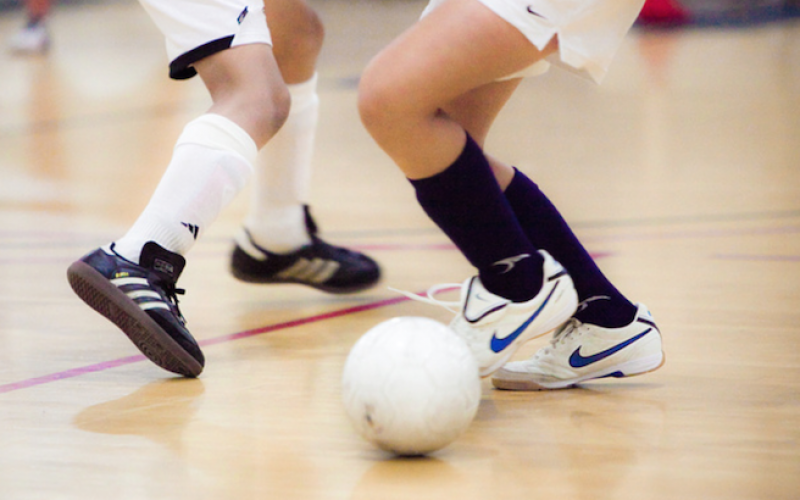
[73,378,205,455]
[73,379,325,494]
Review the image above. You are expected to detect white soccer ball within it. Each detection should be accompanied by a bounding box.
[341,316,481,456]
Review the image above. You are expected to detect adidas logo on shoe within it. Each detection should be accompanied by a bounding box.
[67,242,204,377]
[230,205,379,293]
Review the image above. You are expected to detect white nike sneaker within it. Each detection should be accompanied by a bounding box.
[491,303,665,390]
[396,250,578,377]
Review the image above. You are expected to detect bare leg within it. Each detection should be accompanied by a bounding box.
[230,0,381,292]
[358,0,556,179]
[195,43,290,148]
[244,0,323,248]
[441,78,523,189]
[263,0,324,84]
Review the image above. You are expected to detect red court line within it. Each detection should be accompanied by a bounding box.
[0,295,410,395]
[198,296,410,347]
[0,252,615,395]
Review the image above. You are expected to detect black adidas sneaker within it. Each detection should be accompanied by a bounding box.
[230,206,380,293]
[67,242,204,377]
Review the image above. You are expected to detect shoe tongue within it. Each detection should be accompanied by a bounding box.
[139,242,186,282]
[462,276,509,322]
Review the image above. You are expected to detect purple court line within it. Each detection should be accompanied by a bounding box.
[0,246,611,267]
[580,224,800,243]
[713,253,800,262]
[351,243,456,251]
[4,224,799,264]
[0,243,460,266]
[0,295,411,395]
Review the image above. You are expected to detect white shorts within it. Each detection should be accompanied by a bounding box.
[422,0,645,83]
[138,0,272,80]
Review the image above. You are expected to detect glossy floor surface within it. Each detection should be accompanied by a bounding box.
[1,1,799,499]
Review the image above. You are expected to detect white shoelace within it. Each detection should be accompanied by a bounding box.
[536,318,584,357]
[549,294,603,346]
[388,284,462,314]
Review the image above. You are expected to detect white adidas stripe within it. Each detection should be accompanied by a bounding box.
[277,258,340,284]
[236,229,342,284]
[111,276,170,311]
[127,290,161,301]
[294,258,326,281]
[111,277,149,287]
[140,302,171,311]
[313,261,340,284]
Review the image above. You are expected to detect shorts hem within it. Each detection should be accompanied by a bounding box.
[169,36,234,80]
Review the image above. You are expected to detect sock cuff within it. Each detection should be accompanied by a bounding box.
[177,114,258,165]
[287,73,319,114]
[408,133,487,192]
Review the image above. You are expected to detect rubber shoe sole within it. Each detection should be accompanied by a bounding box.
[67,261,203,378]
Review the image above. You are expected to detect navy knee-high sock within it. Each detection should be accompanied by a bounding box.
[409,136,543,302]
[503,168,636,327]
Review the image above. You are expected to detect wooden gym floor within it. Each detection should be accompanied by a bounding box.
[1,1,798,498]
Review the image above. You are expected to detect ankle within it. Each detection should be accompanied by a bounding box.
[574,296,637,328]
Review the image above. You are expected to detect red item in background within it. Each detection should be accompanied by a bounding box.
[638,0,691,25]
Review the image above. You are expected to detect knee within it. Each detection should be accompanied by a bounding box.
[245,82,291,147]
[268,83,292,130]
[263,83,292,141]
[357,64,401,141]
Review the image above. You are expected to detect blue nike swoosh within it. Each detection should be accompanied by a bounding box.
[489,282,559,353]
[568,328,652,368]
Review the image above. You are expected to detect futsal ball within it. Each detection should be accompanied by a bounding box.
[341,316,481,456]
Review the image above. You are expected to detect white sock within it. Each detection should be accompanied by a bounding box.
[244,73,319,253]
[114,114,256,263]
